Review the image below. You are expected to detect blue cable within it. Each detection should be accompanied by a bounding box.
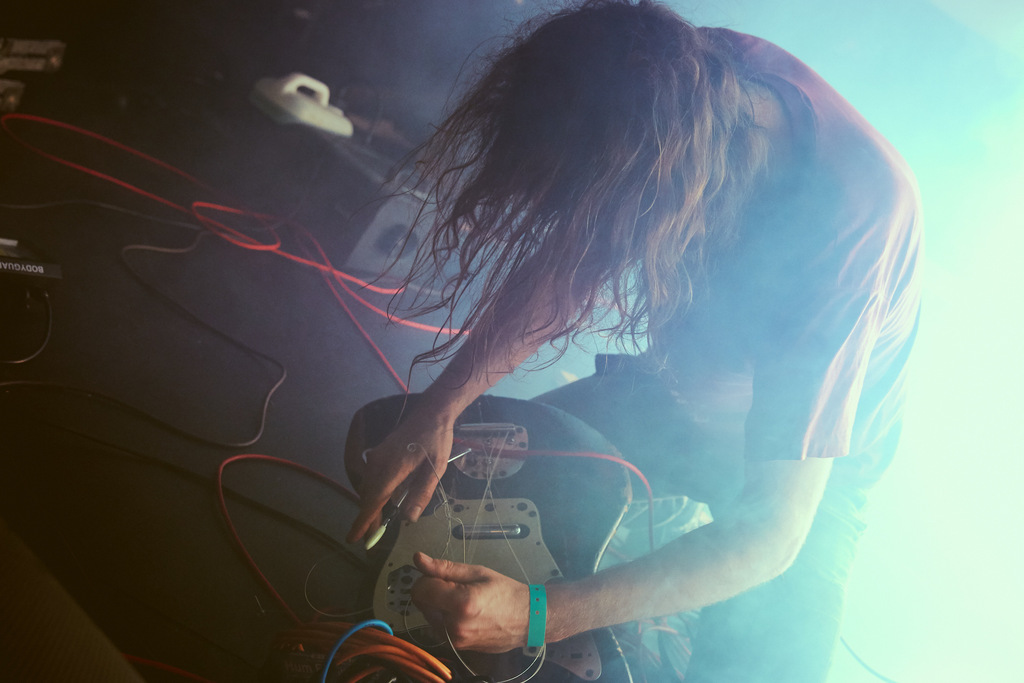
[319,619,394,683]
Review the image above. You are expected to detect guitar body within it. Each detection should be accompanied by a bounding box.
[345,394,634,682]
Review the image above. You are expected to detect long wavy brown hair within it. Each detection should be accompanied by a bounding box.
[397,0,770,371]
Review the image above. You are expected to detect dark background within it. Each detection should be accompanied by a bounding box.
[0,1,546,680]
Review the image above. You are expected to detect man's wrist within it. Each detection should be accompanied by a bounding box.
[542,580,582,645]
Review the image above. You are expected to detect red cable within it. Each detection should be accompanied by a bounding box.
[190,201,415,299]
[0,113,424,297]
[0,112,460,395]
[217,454,454,682]
[1,113,215,213]
[190,202,283,252]
[216,453,360,625]
[295,236,410,392]
[287,218,458,333]
[217,448,655,630]
[4,113,657,644]
[2,113,213,187]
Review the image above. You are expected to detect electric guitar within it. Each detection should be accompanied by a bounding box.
[345,394,634,682]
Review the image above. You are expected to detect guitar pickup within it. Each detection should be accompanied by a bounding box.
[452,422,529,480]
[452,523,528,540]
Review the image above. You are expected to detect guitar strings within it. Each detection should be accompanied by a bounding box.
[483,429,534,584]
[409,424,547,683]
[474,426,548,683]
[396,420,551,682]
[400,449,465,650]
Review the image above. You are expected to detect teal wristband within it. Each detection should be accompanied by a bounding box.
[527,584,547,648]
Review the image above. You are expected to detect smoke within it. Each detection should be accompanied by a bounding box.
[497,1,1024,680]
[658,2,1024,681]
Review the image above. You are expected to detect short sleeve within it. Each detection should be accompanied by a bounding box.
[745,285,886,461]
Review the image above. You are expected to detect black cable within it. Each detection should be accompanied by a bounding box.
[0,230,287,448]
[0,289,52,364]
[0,413,373,577]
[0,375,281,449]
[0,204,287,447]
[841,636,902,683]
[117,231,288,447]
[0,199,203,231]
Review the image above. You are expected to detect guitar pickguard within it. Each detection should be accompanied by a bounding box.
[374,496,561,631]
[373,496,604,680]
[349,394,634,682]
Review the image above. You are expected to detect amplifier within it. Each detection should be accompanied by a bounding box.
[0,237,62,285]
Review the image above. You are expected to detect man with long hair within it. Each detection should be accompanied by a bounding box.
[346,1,922,681]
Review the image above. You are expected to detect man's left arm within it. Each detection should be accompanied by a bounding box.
[411,456,833,652]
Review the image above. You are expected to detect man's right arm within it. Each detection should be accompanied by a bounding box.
[346,285,571,544]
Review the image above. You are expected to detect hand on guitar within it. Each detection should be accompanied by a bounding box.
[411,551,531,654]
[346,408,456,544]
